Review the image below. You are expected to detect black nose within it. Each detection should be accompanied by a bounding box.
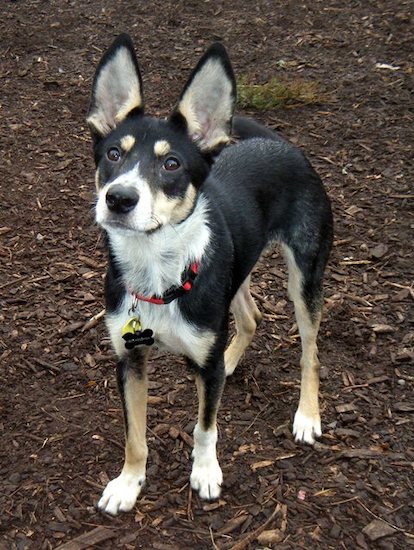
[106,184,139,214]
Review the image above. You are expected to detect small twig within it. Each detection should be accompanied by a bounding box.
[238,403,270,437]
[331,495,360,506]
[210,526,219,550]
[186,483,194,521]
[343,293,373,307]
[33,357,61,374]
[395,368,414,382]
[0,275,28,291]
[147,426,169,448]
[82,308,106,331]
[251,290,284,315]
[56,393,86,401]
[81,477,105,491]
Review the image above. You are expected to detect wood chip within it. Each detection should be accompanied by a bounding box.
[371,324,395,333]
[257,529,284,545]
[168,426,180,439]
[394,402,414,413]
[179,430,193,447]
[218,513,248,535]
[369,243,389,259]
[362,519,397,541]
[335,403,358,413]
[55,526,116,550]
[340,448,384,459]
[250,459,274,471]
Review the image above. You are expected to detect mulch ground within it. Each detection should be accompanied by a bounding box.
[1,1,413,548]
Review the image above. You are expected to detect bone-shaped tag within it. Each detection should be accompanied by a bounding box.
[123,328,154,349]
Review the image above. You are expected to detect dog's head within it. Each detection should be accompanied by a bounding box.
[87,34,236,235]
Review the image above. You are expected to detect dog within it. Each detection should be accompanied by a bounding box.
[86,34,333,515]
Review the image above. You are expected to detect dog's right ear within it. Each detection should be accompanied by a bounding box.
[87,34,144,140]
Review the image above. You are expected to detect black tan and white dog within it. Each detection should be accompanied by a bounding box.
[87,34,333,515]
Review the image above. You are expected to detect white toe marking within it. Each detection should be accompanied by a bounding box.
[97,472,145,515]
[190,457,223,500]
[191,423,223,500]
[293,410,321,445]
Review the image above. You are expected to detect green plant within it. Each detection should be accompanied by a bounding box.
[237,75,324,110]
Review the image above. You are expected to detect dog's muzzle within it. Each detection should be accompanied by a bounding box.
[106,184,139,214]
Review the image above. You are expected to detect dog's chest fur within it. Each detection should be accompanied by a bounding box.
[106,196,216,365]
[106,297,215,366]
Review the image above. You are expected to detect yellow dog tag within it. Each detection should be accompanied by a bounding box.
[121,316,142,337]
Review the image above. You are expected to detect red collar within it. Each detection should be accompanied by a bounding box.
[130,262,200,305]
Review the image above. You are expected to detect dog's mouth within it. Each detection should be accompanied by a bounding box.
[102,220,134,232]
[102,219,163,236]
[144,222,163,235]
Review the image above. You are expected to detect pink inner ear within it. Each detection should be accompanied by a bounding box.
[107,104,119,130]
[96,88,123,131]
[191,110,215,145]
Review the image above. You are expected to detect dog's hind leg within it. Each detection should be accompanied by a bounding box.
[283,244,326,445]
[225,274,262,376]
[97,348,149,515]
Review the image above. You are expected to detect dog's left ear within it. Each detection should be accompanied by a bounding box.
[87,34,144,140]
[170,43,236,152]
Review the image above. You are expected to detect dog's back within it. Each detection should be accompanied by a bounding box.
[232,115,286,142]
[206,134,332,294]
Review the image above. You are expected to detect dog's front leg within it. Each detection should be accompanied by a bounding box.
[190,362,225,500]
[98,348,149,515]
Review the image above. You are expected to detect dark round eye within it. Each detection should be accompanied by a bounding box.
[107,147,121,162]
[163,157,181,171]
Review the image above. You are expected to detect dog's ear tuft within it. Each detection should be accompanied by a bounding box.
[87,34,144,139]
[170,43,236,152]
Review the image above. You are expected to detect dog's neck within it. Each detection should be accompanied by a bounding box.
[108,194,211,297]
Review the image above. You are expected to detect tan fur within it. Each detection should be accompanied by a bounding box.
[195,374,206,427]
[120,135,136,152]
[153,140,171,157]
[283,245,321,433]
[122,352,149,477]
[225,274,262,376]
[152,184,198,226]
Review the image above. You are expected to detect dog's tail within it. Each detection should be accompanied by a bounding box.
[232,115,285,143]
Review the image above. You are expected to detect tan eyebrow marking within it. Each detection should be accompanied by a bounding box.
[154,140,171,156]
[120,135,136,152]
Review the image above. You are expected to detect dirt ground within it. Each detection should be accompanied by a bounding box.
[1,1,413,548]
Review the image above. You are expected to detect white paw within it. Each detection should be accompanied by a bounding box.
[191,457,223,500]
[293,409,321,445]
[97,472,145,515]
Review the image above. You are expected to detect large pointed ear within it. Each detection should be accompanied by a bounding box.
[87,34,144,140]
[170,43,236,152]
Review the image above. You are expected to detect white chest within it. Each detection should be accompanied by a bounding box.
[106,293,215,367]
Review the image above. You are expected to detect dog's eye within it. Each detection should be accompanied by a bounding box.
[163,157,181,171]
[107,147,121,162]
